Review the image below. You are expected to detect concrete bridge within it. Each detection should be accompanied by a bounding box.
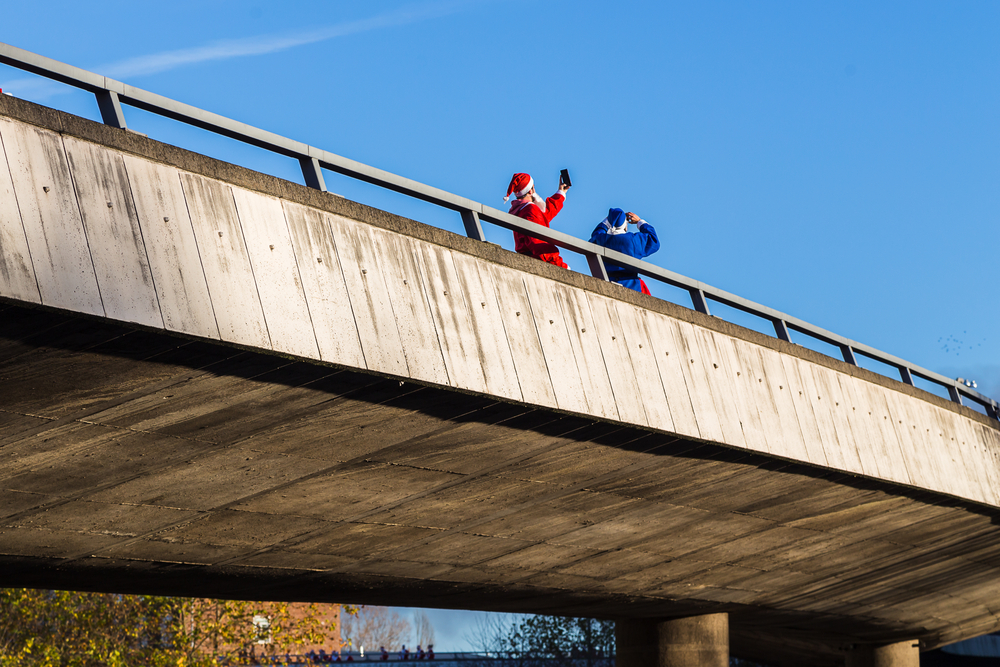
[1,83,1000,667]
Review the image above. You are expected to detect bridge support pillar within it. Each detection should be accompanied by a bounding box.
[616,614,728,667]
[846,641,920,667]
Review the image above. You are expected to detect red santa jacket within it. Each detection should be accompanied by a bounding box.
[509,192,567,267]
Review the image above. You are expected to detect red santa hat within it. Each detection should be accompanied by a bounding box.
[504,173,533,202]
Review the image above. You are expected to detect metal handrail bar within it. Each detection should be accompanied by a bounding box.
[0,41,995,419]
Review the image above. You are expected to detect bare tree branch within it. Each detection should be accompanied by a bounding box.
[341,606,412,653]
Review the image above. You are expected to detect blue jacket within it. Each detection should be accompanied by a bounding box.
[588,212,660,288]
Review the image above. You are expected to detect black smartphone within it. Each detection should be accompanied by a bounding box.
[560,169,572,188]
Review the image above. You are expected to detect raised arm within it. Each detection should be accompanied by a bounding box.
[627,212,660,258]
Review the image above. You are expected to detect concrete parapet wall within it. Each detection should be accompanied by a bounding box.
[1,96,998,508]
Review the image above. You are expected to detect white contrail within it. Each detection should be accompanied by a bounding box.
[103,1,474,79]
[0,0,481,99]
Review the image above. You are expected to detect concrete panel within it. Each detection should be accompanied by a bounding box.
[555,286,619,420]
[885,391,940,493]
[950,416,996,506]
[838,373,891,479]
[778,354,828,467]
[643,312,700,440]
[451,252,522,402]
[669,318,725,443]
[63,137,161,328]
[283,202,365,368]
[730,340,779,456]
[615,303,675,433]
[751,342,804,459]
[851,376,912,486]
[976,424,1000,506]
[726,335,772,452]
[0,118,102,315]
[755,347,808,462]
[179,172,269,348]
[978,423,1000,506]
[795,358,850,471]
[0,128,39,303]
[908,394,944,490]
[810,364,865,474]
[587,293,647,426]
[929,408,980,503]
[931,402,988,502]
[488,264,557,408]
[692,328,747,449]
[326,214,407,377]
[415,243,488,393]
[923,405,981,502]
[869,381,916,487]
[231,187,319,358]
[523,274,589,415]
[122,157,219,339]
[713,335,768,453]
[371,228,448,385]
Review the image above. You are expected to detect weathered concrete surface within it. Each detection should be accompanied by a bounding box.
[0,95,997,509]
[4,304,1000,666]
[846,641,920,667]
[658,614,730,667]
[1,96,1000,665]
[617,615,730,667]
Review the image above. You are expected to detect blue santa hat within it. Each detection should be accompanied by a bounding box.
[607,208,628,235]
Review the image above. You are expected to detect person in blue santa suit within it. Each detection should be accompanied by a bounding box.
[588,208,660,294]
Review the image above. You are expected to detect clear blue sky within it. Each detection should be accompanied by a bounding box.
[1,0,997,646]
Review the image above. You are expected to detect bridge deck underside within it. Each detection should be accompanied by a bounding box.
[1,302,999,666]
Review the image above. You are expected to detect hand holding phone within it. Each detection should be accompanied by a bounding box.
[559,169,572,188]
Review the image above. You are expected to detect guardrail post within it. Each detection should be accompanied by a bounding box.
[988,402,999,420]
[898,367,915,386]
[840,345,858,366]
[460,209,487,242]
[95,90,127,129]
[587,254,609,281]
[948,386,964,406]
[689,289,710,315]
[772,319,792,342]
[299,157,327,192]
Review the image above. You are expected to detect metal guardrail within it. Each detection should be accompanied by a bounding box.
[0,41,996,420]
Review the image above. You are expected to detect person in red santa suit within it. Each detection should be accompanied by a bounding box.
[504,172,570,268]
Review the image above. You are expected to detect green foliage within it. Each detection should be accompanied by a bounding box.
[487,615,614,666]
[0,589,184,666]
[0,589,342,666]
[478,615,768,667]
